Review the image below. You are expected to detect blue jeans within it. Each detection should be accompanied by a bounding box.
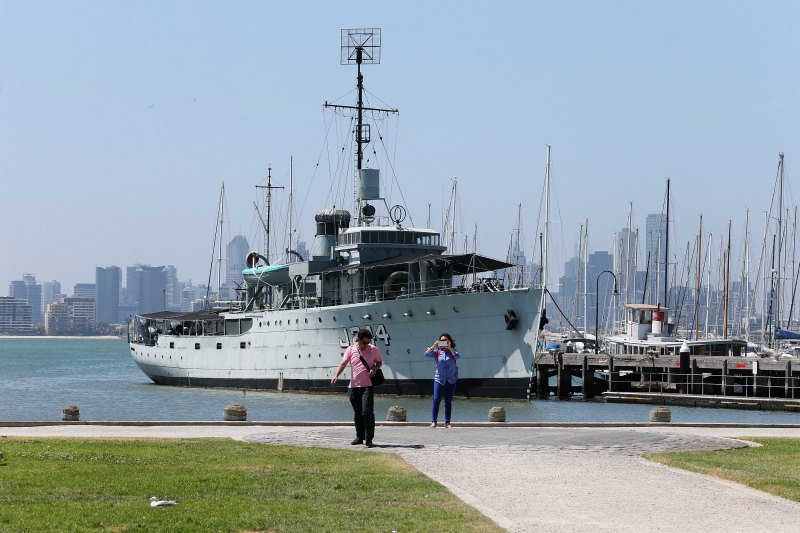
[432,380,456,424]
[348,386,375,442]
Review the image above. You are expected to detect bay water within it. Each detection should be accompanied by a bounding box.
[2,338,800,424]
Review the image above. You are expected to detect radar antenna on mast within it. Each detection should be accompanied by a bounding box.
[340,28,381,65]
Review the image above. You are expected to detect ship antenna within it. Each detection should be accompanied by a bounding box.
[325,28,397,175]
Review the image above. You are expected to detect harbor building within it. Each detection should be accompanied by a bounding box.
[0,297,34,335]
[45,296,96,335]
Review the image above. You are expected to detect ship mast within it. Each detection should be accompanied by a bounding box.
[325,28,397,211]
[255,166,284,265]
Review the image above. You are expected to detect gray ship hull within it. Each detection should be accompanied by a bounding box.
[130,287,543,399]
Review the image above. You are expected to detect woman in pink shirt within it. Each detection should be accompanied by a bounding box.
[331,329,383,447]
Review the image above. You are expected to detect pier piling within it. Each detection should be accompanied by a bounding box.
[386,405,407,422]
[223,403,247,421]
[61,405,79,421]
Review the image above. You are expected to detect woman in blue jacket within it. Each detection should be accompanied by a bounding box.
[425,333,460,428]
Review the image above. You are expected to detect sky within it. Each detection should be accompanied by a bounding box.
[1,1,799,294]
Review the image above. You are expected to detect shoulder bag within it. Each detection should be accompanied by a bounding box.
[358,349,385,387]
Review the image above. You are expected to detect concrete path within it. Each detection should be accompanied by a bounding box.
[3,423,800,532]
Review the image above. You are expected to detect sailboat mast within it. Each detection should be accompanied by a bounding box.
[705,233,712,338]
[695,215,702,340]
[664,178,670,308]
[218,182,225,301]
[450,178,458,253]
[543,144,551,291]
[583,219,589,334]
[625,202,633,305]
[776,152,785,330]
[725,220,732,339]
[744,209,750,343]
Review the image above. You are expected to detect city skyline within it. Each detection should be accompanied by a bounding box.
[1,2,798,296]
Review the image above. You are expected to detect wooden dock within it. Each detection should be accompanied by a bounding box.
[603,391,800,411]
[532,352,800,408]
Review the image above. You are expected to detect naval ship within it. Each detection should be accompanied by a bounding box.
[129,29,545,399]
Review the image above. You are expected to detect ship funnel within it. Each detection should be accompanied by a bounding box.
[358,169,380,200]
[313,209,351,259]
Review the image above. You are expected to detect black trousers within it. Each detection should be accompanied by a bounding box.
[348,386,375,442]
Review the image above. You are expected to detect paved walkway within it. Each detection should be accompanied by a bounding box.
[3,423,800,532]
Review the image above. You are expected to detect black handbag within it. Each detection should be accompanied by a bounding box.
[358,350,385,387]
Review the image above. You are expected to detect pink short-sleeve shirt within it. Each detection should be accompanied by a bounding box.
[343,344,383,388]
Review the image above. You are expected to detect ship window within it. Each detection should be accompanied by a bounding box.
[195,343,200,350]
[216,343,222,349]
[405,232,413,244]
[225,320,239,335]
[362,231,372,243]
[240,342,246,349]
[240,319,253,333]
[170,342,174,348]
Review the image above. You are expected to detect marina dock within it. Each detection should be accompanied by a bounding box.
[532,351,800,410]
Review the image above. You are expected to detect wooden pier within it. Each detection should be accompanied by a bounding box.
[532,351,800,408]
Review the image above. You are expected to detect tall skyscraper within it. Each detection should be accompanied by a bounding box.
[96,266,121,324]
[42,281,63,314]
[8,280,26,300]
[9,275,42,323]
[163,265,180,310]
[225,235,250,300]
[138,266,167,313]
[126,264,144,307]
[73,283,96,299]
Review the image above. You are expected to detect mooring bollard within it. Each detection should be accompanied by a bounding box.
[649,407,671,423]
[386,405,407,422]
[488,406,506,422]
[62,405,79,421]
[223,403,247,421]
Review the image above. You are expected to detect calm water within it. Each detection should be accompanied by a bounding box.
[2,338,800,424]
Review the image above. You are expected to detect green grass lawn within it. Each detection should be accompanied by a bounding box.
[0,438,502,533]
[647,437,800,501]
